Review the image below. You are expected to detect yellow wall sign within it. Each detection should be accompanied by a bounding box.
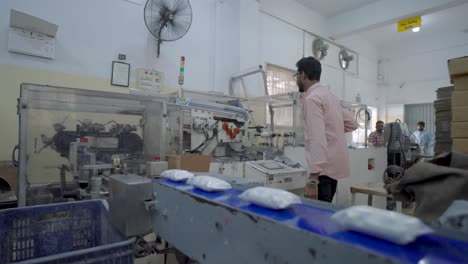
[398,16,421,32]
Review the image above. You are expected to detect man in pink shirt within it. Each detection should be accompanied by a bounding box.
[295,57,358,202]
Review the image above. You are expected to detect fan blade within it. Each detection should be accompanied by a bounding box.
[172,0,189,13]
[150,19,167,39]
[158,19,175,41]
[145,12,162,22]
[146,0,164,13]
[159,24,174,41]
[172,19,189,33]
[144,0,164,27]
[169,21,183,40]
[145,8,162,18]
[172,11,192,28]
[173,15,191,26]
[145,0,164,15]
[159,18,185,41]
[146,7,162,16]
[145,20,162,30]
[168,0,182,12]
[172,11,192,21]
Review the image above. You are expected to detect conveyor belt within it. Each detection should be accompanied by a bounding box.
[158,179,468,263]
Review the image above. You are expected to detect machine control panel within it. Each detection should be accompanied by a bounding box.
[136,68,164,91]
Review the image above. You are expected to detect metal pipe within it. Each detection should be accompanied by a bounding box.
[270,103,294,108]
[302,30,305,57]
[90,176,102,199]
[365,106,369,147]
[269,106,275,132]
[229,67,265,96]
[260,67,275,132]
[231,65,264,80]
[293,92,299,147]
[240,78,257,126]
[18,89,27,207]
[261,68,269,96]
[60,165,68,198]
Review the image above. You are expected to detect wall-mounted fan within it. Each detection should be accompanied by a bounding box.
[144,0,193,57]
[312,38,329,60]
[338,49,354,70]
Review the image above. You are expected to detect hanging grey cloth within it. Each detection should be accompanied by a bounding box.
[385,152,468,223]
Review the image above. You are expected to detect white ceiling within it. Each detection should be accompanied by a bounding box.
[358,3,468,48]
[295,0,379,17]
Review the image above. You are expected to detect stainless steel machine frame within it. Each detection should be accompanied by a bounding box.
[228,66,275,130]
[17,84,167,206]
[248,92,300,146]
[247,92,370,148]
[166,101,250,155]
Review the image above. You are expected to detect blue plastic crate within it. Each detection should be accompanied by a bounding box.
[0,200,135,264]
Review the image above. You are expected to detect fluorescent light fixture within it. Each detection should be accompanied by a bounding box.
[412,27,420,32]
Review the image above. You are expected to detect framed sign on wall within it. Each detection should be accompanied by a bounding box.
[111,61,130,87]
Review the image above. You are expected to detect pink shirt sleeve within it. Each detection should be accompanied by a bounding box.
[303,97,328,174]
[343,109,358,132]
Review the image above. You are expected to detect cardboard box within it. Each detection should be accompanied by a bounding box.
[448,56,468,78]
[436,120,451,132]
[167,155,211,172]
[146,161,168,177]
[452,91,468,107]
[435,110,451,120]
[454,75,468,91]
[436,86,453,99]
[452,106,468,122]
[434,99,451,112]
[453,138,468,153]
[451,122,468,138]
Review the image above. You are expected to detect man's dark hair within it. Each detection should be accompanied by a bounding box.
[417,121,425,127]
[296,57,321,81]
[376,121,384,125]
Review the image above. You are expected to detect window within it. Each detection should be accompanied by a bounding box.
[404,103,435,135]
[265,64,296,128]
[266,64,297,95]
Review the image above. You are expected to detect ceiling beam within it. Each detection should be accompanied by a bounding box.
[328,0,468,39]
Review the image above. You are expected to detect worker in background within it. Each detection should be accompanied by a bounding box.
[413,121,434,155]
[368,121,385,147]
[295,57,358,202]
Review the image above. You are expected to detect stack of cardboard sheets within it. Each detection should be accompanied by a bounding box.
[434,86,453,155]
[447,56,468,153]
